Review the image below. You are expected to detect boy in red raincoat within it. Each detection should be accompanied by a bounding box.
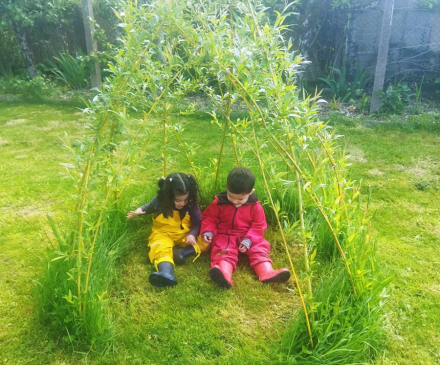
[201,167,290,289]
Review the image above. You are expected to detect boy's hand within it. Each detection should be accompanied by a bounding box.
[186,234,196,245]
[126,208,145,219]
[238,244,248,253]
[203,234,213,243]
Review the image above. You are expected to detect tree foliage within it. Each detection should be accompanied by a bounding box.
[0,0,121,78]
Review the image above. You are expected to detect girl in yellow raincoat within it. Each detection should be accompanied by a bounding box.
[127,173,208,287]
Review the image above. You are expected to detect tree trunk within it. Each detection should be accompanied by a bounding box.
[13,21,37,79]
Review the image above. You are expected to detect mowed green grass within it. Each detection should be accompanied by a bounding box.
[0,100,90,363]
[334,117,440,365]
[0,100,297,364]
[1,100,439,364]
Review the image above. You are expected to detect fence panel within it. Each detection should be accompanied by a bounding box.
[346,0,440,84]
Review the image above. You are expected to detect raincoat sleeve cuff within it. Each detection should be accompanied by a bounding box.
[240,238,252,250]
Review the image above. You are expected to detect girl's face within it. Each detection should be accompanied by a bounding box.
[174,193,189,209]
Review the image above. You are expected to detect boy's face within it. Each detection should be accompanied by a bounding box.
[174,193,189,209]
[226,189,255,206]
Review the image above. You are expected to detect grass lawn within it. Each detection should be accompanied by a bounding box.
[0,100,439,364]
[334,116,440,365]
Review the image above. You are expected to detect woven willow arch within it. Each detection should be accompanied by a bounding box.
[40,0,379,354]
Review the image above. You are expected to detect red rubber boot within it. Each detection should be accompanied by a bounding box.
[253,262,290,283]
[209,261,234,289]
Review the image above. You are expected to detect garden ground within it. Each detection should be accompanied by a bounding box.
[0,100,439,364]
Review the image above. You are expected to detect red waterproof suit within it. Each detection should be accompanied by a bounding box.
[201,191,272,270]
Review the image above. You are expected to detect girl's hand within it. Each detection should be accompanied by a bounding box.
[126,208,145,219]
[203,234,213,243]
[186,234,196,246]
[238,244,248,253]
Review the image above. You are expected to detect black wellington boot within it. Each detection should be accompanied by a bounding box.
[173,245,196,265]
[149,262,178,287]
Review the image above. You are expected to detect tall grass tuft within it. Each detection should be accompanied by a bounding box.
[36,211,128,350]
[279,262,389,364]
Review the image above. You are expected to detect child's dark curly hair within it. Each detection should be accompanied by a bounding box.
[157,172,200,218]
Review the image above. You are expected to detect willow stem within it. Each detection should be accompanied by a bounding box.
[266,133,357,295]
[249,119,314,347]
[169,127,200,184]
[214,84,232,190]
[163,105,167,177]
[83,188,113,311]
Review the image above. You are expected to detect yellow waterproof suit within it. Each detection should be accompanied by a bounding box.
[141,196,209,268]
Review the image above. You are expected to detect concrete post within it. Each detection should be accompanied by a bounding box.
[81,0,102,90]
[370,0,395,114]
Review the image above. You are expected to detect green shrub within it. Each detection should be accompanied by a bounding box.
[0,75,61,99]
[0,59,13,79]
[375,82,414,114]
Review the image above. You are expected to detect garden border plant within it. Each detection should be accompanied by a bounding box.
[36,0,390,362]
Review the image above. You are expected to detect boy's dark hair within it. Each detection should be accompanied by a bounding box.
[157,172,200,217]
[227,167,255,194]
